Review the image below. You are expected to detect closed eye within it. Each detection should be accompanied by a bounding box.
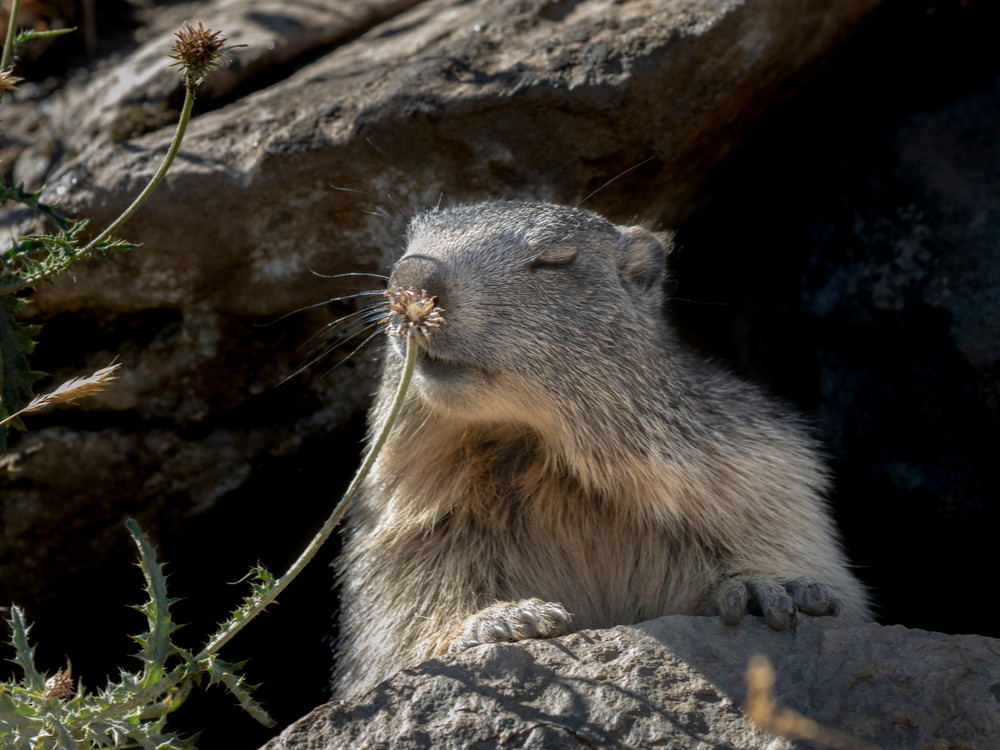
[526,245,578,269]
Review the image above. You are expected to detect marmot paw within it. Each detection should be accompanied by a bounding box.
[448,598,573,653]
[711,575,841,630]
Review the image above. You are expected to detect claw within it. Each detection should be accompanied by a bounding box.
[490,623,513,640]
[714,575,841,630]
[518,608,540,624]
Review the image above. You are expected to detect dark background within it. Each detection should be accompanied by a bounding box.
[3,0,998,747]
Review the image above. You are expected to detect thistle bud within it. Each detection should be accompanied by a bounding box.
[43,668,74,700]
[168,22,244,87]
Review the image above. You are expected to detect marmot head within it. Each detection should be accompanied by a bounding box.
[386,200,673,428]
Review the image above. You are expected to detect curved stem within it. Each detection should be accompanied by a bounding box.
[79,84,195,255]
[199,336,418,659]
[4,81,198,294]
[1,0,20,70]
[0,0,22,106]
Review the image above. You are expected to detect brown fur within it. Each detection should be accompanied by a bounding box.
[334,200,870,698]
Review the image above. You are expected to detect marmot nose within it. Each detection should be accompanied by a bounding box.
[389,254,447,301]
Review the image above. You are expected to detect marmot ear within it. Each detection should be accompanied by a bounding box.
[619,226,670,293]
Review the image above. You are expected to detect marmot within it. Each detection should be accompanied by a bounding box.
[334,200,869,698]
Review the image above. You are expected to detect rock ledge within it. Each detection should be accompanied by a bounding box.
[262,616,1000,749]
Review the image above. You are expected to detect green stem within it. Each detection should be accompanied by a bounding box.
[0,0,22,107]
[2,80,197,294]
[79,85,195,255]
[95,333,418,722]
[198,336,419,660]
[87,670,183,724]
[1,0,20,69]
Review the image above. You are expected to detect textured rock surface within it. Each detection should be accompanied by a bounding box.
[262,616,1000,750]
[20,0,884,314]
[0,0,882,616]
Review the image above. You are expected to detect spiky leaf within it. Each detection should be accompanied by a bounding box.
[0,180,72,232]
[47,714,77,749]
[0,683,38,731]
[0,178,141,294]
[204,565,274,651]
[203,657,273,727]
[125,520,182,686]
[6,606,45,692]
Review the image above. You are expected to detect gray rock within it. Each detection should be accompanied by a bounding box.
[25,0,884,315]
[0,0,883,610]
[261,616,1000,749]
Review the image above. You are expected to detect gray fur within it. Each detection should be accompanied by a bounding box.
[334,200,870,698]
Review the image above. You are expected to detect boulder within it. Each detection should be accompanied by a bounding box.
[0,0,883,620]
[262,616,1000,750]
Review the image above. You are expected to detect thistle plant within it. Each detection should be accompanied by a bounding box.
[168,22,244,87]
[0,18,241,448]
[0,8,280,747]
[195,288,440,658]
[2,3,441,742]
[1,280,440,746]
[0,0,72,107]
[384,287,446,344]
[1,521,270,749]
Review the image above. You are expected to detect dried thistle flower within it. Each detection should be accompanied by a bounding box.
[383,288,446,344]
[0,68,22,91]
[42,668,74,700]
[0,360,121,427]
[168,22,244,87]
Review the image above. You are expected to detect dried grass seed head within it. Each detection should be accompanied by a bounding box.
[0,359,122,428]
[35,360,121,409]
[384,288,446,344]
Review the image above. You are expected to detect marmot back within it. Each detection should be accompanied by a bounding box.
[334,200,869,698]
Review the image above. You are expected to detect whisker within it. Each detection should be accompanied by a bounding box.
[316,326,388,380]
[576,156,657,207]
[259,292,384,326]
[329,184,376,197]
[324,315,385,346]
[280,323,387,386]
[382,192,408,223]
[365,136,392,163]
[299,305,385,351]
[308,270,389,281]
[665,297,732,307]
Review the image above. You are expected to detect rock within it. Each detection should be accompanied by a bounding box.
[261,616,1000,749]
[8,0,427,182]
[20,0,884,314]
[0,0,883,615]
